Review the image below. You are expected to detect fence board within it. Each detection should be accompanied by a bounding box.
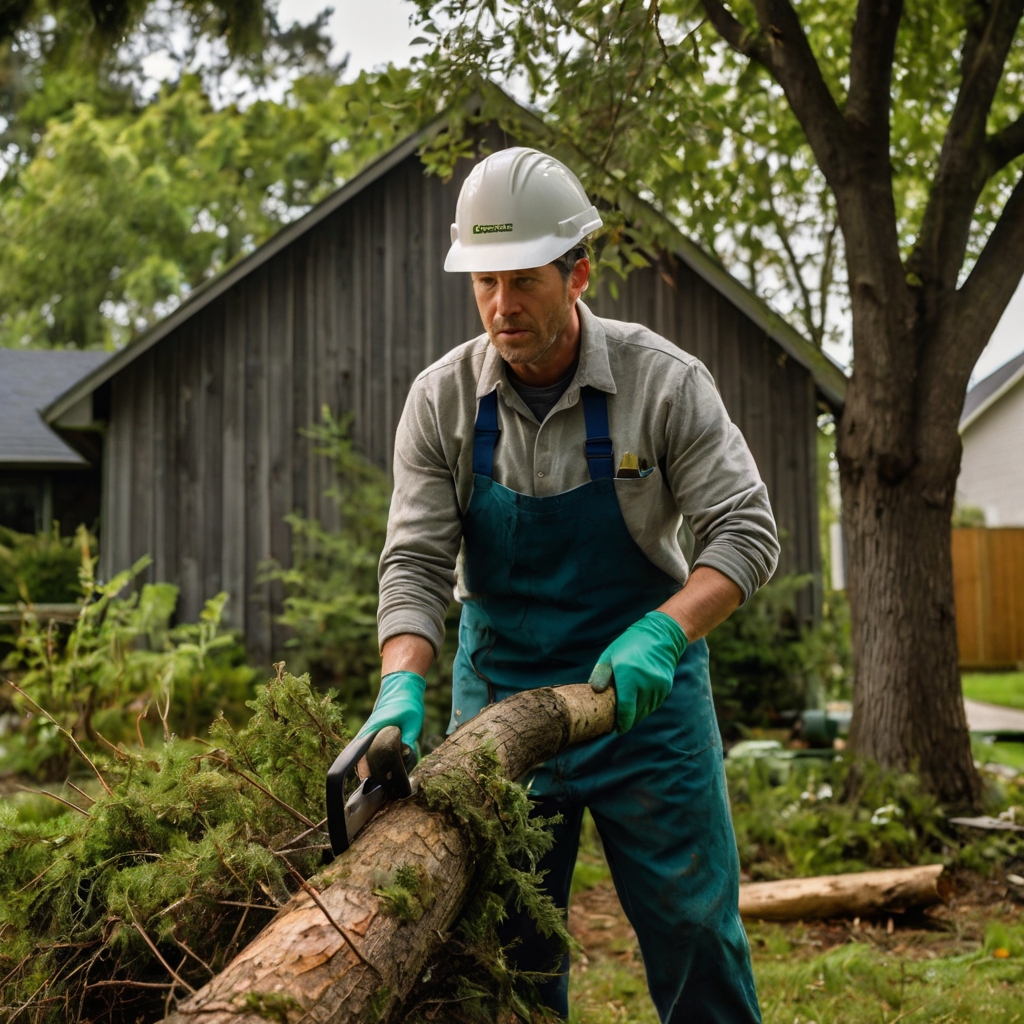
[953,527,1024,668]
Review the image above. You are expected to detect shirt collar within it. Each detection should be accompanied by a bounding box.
[475,300,617,399]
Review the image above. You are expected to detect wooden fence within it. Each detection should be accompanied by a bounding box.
[953,528,1024,669]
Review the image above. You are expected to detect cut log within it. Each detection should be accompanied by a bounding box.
[738,864,950,921]
[162,684,615,1024]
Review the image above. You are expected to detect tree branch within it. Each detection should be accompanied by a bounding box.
[987,111,1024,174]
[701,0,771,62]
[954,171,1024,364]
[909,0,1024,288]
[846,0,904,140]
[703,0,851,189]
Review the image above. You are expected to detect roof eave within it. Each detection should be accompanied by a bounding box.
[0,456,90,469]
[959,363,1024,432]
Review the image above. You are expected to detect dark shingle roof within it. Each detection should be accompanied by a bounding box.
[0,349,110,466]
[961,348,1024,429]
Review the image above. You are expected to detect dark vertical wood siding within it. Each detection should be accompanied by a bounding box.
[103,154,480,664]
[101,154,820,665]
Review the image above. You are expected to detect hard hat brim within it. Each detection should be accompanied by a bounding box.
[444,228,599,274]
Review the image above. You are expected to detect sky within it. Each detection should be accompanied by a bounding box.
[274,0,1024,386]
[276,0,421,74]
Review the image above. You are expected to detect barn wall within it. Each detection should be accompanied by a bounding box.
[102,155,820,666]
[103,155,481,661]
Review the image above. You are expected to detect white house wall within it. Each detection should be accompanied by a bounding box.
[957,379,1024,526]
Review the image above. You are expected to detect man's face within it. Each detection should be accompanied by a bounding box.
[471,262,586,365]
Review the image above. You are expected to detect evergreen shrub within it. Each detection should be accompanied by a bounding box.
[0,668,347,1023]
[0,670,569,1023]
[261,407,459,742]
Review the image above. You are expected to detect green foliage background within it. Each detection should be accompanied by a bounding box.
[1,550,257,778]
[0,524,93,603]
[0,66,424,348]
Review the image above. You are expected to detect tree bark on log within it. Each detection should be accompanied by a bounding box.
[162,684,615,1024]
[738,864,949,922]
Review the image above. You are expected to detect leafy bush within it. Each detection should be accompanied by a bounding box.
[0,524,95,604]
[707,574,851,736]
[727,754,1024,880]
[1,553,257,779]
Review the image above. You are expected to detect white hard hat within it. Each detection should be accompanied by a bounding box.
[444,147,602,273]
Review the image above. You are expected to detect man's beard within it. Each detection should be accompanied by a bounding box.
[488,293,573,366]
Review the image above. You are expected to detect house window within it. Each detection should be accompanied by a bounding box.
[0,474,52,534]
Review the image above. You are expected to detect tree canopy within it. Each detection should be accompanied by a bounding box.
[407,0,1023,352]
[0,66,421,347]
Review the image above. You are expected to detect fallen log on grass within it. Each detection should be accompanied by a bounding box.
[738,864,950,922]
[162,684,615,1024]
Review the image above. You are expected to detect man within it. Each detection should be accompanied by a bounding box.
[362,147,779,1022]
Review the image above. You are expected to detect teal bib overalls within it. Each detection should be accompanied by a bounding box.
[450,386,761,1023]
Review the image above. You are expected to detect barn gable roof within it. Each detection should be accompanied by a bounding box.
[0,349,109,467]
[960,349,1024,432]
[44,93,847,424]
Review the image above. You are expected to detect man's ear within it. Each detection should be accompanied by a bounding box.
[569,257,591,299]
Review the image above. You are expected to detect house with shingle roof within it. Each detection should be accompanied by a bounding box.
[0,349,109,535]
[957,349,1024,526]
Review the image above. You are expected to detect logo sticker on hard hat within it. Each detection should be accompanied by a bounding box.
[472,223,514,235]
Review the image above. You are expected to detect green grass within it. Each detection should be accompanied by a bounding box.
[570,925,1024,1023]
[962,672,1024,710]
[973,736,1024,771]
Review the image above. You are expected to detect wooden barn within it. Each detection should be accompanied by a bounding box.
[44,105,847,665]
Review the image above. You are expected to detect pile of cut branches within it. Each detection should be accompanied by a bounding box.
[0,667,569,1024]
[0,668,343,1022]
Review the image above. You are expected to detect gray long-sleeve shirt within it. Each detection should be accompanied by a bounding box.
[378,302,780,655]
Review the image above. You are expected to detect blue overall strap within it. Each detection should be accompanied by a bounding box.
[580,387,615,481]
[473,390,501,477]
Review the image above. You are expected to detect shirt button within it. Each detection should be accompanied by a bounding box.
[537,471,545,478]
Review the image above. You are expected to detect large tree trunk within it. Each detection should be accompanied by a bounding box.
[837,297,981,808]
[162,684,615,1024]
[698,0,1024,810]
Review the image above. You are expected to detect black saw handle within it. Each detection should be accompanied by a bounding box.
[325,726,413,858]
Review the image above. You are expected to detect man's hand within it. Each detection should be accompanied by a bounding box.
[588,567,742,733]
[357,670,426,751]
[589,611,688,732]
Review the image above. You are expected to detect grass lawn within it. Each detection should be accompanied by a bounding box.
[962,672,1024,710]
[568,882,1024,1024]
[973,735,1024,771]
[567,796,1024,1024]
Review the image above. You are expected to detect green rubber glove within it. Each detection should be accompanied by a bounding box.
[357,671,426,751]
[588,611,688,732]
